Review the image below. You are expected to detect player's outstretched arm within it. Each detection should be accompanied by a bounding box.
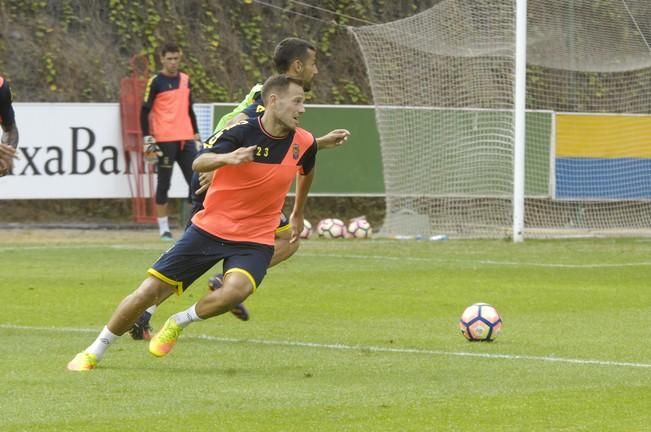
[192,145,256,172]
[315,129,350,150]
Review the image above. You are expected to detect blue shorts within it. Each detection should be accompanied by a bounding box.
[149,224,274,295]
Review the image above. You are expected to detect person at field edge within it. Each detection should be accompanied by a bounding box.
[0,75,19,177]
[141,42,201,241]
[129,37,350,339]
[67,75,321,371]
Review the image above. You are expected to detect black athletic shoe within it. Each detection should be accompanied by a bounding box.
[129,311,153,340]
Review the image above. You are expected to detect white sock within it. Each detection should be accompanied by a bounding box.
[172,304,203,328]
[85,326,119,360]
[158,217,170,235]
[145,305,157,315]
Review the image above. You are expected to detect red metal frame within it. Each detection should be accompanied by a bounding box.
[119,55,157,223]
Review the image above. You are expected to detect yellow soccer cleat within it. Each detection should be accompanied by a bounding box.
[66,352,98,371]
[149,318,183,357]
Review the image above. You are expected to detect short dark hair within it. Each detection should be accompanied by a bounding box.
[273,38,316,73]
[261,74,304,105]
[160,42,181,56]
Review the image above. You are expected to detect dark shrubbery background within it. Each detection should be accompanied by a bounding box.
[0,1,439,104]
[0,1,439,227]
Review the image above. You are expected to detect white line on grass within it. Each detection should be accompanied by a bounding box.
[2,323,650,370]
[0,244,160,252]
[300,253,651,268]
[2,245,650,268]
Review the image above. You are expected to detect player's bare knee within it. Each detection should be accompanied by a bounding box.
[223,283,253,305]
[132,276,174,306]
[222,273,254,304]
[197,276,252,318]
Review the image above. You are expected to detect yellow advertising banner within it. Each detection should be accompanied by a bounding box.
[556,113,651,158]
[556,114,651,158]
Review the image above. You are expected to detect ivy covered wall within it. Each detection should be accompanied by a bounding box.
[0,0,438,103]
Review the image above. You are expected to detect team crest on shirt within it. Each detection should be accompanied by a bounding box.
[293,143,299,160]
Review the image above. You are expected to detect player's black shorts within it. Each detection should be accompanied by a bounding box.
[154,140,197,205]
[148,224,274,295]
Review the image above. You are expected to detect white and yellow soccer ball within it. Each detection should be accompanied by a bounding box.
[317,218,346,239]
[347,218,373,239]
[300,219,313,239]
[459,303,503,342]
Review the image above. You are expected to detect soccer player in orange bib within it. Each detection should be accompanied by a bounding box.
[67,75,321,370]
[141,42,201,241]
[128,38,349,338]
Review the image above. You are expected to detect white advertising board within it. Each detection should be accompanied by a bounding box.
[0,103,213,200]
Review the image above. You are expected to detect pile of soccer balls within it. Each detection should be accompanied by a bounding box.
[300,217,373,239]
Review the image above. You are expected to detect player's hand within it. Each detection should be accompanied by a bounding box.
[289,212,304,243]
[144,135,156,146]
[195,171,213,195]
[225,145,256,165]
[1,127,19,149]
[143,135,162,164]
[316,129,350,150]
[0,158,10,177]
[0,142,16,158]
[0,143,17,177]
[193,133,203,151]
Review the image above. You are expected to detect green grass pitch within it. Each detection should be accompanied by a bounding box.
[1,230,650,431]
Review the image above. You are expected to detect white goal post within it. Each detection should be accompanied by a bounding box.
[349,0,651,240]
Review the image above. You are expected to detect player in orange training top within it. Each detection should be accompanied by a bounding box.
[141,42,201,241]
[68,75,321,370]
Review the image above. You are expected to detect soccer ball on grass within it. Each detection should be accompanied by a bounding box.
[459,303,502,342]
[317,218,346,239]
[347,218,373,239]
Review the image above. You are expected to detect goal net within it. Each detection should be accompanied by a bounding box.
[349,0,651,238]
